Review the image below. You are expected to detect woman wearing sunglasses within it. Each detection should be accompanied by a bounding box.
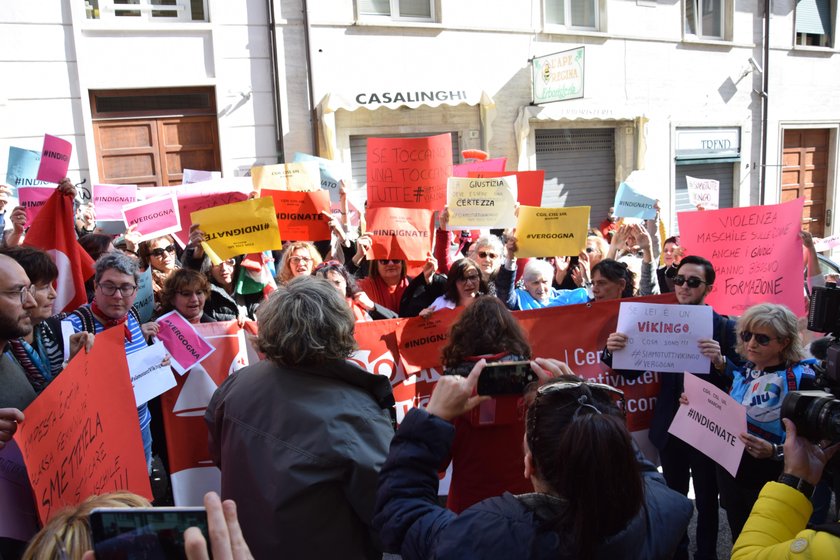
[137,235,180,312]
[419,258,487,318]
[374,360,693,559]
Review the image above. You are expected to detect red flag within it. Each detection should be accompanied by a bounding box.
[24,190,94,313]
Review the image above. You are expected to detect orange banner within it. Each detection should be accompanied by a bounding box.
[470,170,545,207]
[366,134,452,210]
[264,189,331,241]
[366,207,434,261]
[14,327,153,522]
[397,308,462,374]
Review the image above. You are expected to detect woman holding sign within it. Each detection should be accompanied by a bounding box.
[420,258,487,316]
[138,235,180,311]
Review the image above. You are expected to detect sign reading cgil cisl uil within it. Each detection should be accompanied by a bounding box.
[531,47,585,104]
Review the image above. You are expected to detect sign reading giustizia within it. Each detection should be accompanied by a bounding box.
[532,47,585,104]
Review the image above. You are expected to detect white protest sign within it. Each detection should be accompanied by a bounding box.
[613,302,712,373]
[813,235,840,253]
[686,176,720,210]
[128,340,177,406]
[668,373,747,476]
[446,175,518,229]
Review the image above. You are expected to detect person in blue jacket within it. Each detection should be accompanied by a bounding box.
[373,359,693,560]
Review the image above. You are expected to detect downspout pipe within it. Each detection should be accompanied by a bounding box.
[759,0,770,203]
[267,0,286,162]
[302,0,318,155]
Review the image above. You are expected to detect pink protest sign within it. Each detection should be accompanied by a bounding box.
[122,192,181,242]
[94,184,137,221]
[677,198,806,316]
[18,187,56,225]
[172,180,252,246]
[668,373,746,477]
[155,311,216,375]
[451,157,507,178]
[36,134,72,183]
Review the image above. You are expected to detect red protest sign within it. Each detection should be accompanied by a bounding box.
[677,198,806,316]
[452,158,507,178]
[470,170,544,207]
[264,189,331,241]
[397,308,462,374]
[366,207,434,261]
[14,326,152,522]
[366,134,452,210]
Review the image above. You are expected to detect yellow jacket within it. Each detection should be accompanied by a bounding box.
[732,481,840,559]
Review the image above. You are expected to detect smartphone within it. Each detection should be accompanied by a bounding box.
[477,360,537,396]
[89,507,209,560]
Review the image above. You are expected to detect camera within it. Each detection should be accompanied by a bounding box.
[444,360,536,396]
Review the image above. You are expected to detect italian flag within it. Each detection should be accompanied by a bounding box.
[235,251,276,297]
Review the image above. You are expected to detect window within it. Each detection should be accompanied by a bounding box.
[84,0,208,22]
[358,0,435,22]
[545,0,599,30]
[795,0,834,47]
[685,0,724,39]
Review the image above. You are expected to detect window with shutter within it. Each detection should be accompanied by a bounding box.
[544,0,600,30]
[684,0,725,39]
[795,0,834,47]
[358,0,435,22]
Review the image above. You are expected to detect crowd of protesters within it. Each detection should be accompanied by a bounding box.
[0,174,838,560]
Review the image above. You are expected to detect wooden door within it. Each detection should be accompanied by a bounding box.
[782,129,829,237]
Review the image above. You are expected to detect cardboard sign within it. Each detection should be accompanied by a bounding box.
[0,441,39,542]
[613,302,713,373]
[292,152,349,205]
[182,169,221,184]
[677,198,806,316]
[452,157,507,178]
[686,176,720,210]
[14,326,153,522]
[171,180,252,246]
[7,146,50,191]
[397,308,462,374]
[251,162,320,192]
[18,187,55,226]
[93,184,137,221]
[156,311,217,375]
[366,134,452,210]
[36,134,72,183]
[668,373,747,477]
[515,205,590,258]
[264,189,331,241]
[614,181,657,220]
[366,207,434,261]
[128,340,177,406]
[192,197,282,263]
[470,170,544,207]
[446,176,518,229]
[122,192,181,242]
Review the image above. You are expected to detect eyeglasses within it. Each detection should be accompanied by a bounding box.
[289,256,312,265]
[673,275,707,289]
[527,380,626,445]
[459,274,481,284]
[740,331,776,346]
[379,259,401,265]
[150,245,176,258]
[585,247,596,253]
[0,285,36,305]
[216,258,236,268]
[477,251,498,259]
[98,283,137,297]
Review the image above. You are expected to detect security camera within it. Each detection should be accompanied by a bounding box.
[748,56,763,74]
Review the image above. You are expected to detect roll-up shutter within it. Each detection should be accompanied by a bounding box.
[673,161,735,233]
[535,128,616,228]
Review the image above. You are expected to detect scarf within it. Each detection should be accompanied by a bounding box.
[91,300,133,342]
[8,338,50,393]
[358,276,409,314]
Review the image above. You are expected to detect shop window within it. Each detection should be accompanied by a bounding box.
[795,0,834,47]
[544,0,600,30]
[357,0,435,22]
[84,0,208,22]
[684,0,728,40]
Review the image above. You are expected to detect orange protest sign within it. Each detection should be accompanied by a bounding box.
[366,207,434,261]
[366,134,452,210]
[397,308,462,374]
[470,170,545,207]
[14,326,152,522]
[264,189,331,241]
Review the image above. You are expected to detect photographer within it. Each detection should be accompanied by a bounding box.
[732,418,840,559]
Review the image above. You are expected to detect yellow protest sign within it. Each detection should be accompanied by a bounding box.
[447,176,518,229]
[191,197,282,263]
[515,205,590,257]
[251,161,320,191]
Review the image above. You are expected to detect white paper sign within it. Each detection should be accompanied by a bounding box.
[668,373,747,476]
[613,302,713,373]
[686,176,720,210]
[128,340,177,406]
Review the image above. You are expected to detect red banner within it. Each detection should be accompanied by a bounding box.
[264,189,331,241]
[366,207,434,261]
[397,308,461,374]
[470,170,545,207]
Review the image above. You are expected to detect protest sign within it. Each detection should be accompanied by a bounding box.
[470,170,544,207]
[156,311,217,375]
[614,181,657,220]
[93,184,137,221]
[366,207,434,261]
[0,441,39,542]
[292,152,349,205]
[171,179,252,246]
[7,146,50,193]
[18,187,55,225]
[128,340,177,406]
[447,176,517,229]
[686,176,719,210]
[251,162,320,192]
[613,302,712,373]
[678,198,806,316]
[814,234,840,253]
[264,188,331,241]
[36,134,72,183]
[135,267,154,323]
[161,321,249,505]
[192,197,282,263]
[515,205,590,258]
[122,192,181,242]
[397,308,461,374]
[14,327,153,522]
[452,157,507,178]
[668,373,747,476]
[366,134,452,210]
[182,169,221,184]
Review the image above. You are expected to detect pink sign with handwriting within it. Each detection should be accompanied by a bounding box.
[18,187,56,225]
[36,134,72,183]
[94,184,137,221]
[155,311,216,375]
[122,192,181,242]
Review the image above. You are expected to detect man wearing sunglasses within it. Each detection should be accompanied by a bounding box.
[603,255,741,560]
